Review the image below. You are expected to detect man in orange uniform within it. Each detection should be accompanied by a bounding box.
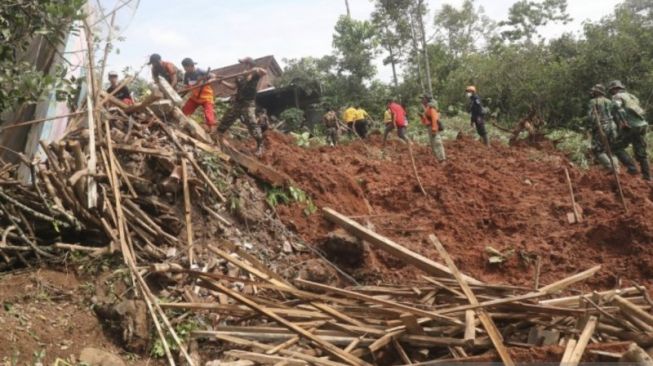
[180,57,216,130]
[420,95,446,161]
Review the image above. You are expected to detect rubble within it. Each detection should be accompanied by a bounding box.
[1,67,653,365]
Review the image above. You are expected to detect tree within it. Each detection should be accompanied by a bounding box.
[499,0,572,42]
[332,16,378,101]
[0,0,84,114]
[371,0,413,88]
[433,0,496,58]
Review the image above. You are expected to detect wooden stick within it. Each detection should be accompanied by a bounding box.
[296,279,462,326]
[208,334,348,366]
[85,94,97,209]
[322,208,482,285]
[0,111,85,131]
[429,234,515,366]
[464,310,476,344]
[567,316,598,366]
[199,279,370,366]
[564,167,581,223]
[181,159,194,266]
[407,142,427,196]
[613,295,653,328]
[560,338,577,365]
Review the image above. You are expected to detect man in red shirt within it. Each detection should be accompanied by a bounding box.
[106,71,134,106]
[383,98,409,147]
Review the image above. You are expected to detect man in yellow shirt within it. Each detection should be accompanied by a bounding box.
[354,105,369,138]
[342,105,358,137]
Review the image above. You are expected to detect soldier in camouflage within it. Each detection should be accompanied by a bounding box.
[587,84,619,172]
[322,107,340,146]
[608,80,651,181]
[217,57,266,156]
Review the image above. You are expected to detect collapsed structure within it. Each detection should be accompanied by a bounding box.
[1,65,653,365]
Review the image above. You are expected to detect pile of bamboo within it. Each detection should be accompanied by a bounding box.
[151,226,653,366]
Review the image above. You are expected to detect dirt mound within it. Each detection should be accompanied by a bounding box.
[245,131,653,288]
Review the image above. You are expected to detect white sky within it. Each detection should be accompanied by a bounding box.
[102,0,623,83]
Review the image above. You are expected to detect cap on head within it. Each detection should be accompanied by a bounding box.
[108,71,119,77]
[181,57,196,67]
[149,53,162,65]
[590,84,605,95]
[238,57,255,66]
[465,85,476,93]
[422,94,432,102]
[608,80,625,91]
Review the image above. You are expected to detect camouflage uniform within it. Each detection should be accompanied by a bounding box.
[608,80,650,180]
[587,93,619,171]
[218,74,263,149]
[322,110,339,146]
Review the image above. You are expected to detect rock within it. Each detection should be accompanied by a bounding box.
[113,300,150,352]
[320,229,365,266]
[79,347,125,366]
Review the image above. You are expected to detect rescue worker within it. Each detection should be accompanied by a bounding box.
[342,105,358,137]
[586,84,619,172]
[353,105,370,138]
[466,86,489,146]
[257,108,270,134]
[181,57,216,131]
[608,80,651,180]
[217,57,267,156]
[106,71,134,105]
[421,95,446,162]
[149,53,178,88]
[383,98,409,146]
[322,107,340,146]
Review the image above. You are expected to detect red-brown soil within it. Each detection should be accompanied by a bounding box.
[0,269,138,364]
[249,131,653,289]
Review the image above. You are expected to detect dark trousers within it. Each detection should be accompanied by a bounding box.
[354,119,368,138]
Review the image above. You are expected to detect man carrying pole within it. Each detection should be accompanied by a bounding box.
[589,84,628,211]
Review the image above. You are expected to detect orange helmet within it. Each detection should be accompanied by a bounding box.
[465,85,477,93]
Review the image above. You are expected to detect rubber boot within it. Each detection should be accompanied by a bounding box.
[639,159,651,181]
[615,150,638,175]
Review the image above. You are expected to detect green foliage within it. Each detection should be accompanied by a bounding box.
[0,0,84,113]
[290,131,311,147]
[266,186,316,216]
[499,0,572,42]
[280,107,305,132]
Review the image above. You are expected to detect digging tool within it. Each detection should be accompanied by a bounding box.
[592,105,627,212]
[407,142,427,197]
[564,167,582,223]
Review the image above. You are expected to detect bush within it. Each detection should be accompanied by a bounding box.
[280,108,305,132]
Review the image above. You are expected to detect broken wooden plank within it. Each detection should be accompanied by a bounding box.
[429,234,515,366]
[560,338,577,365]
[296,279,462,325]
[464,310,475,344]
[222,143,294,188]
[537,265,601,295]
[225,350,306,366]
[322,208,482,285]
[567,316,598,366]
[158,76,183,106]
[613,295,653,329]
[199,279,371,366]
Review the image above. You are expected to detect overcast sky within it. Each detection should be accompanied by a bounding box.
[103,0,623,82]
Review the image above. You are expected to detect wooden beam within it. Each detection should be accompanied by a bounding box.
[429,234,515,366]
[296,279,462,326]
[199,280,371,366]
[614,295,653,329]
[567,316,598,366]
[560,339,577,365]
[537,265,601,295]
[322,208,482,285]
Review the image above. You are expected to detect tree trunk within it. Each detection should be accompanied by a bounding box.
[385,28,399,88]
[344,0,351,17]
[408,12,426,94]
[416,0,433,97]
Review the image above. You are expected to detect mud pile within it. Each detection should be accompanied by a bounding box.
[248,131,653,288]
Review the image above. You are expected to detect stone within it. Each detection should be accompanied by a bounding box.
[320,228,365,266]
